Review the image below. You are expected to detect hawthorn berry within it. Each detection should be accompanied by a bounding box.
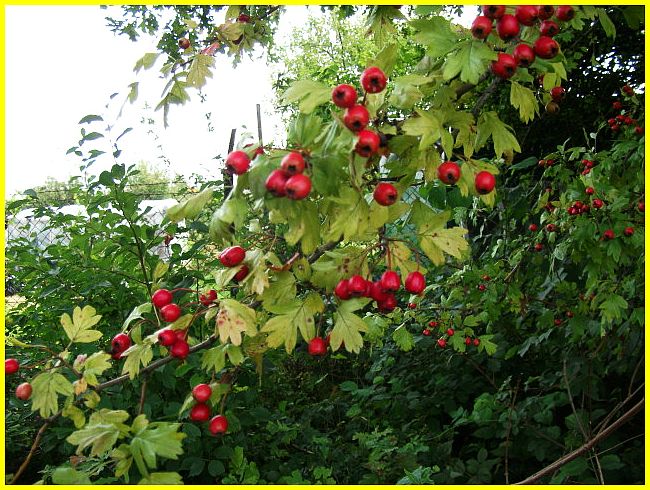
[534,36,560,59]
[537,5,555,20]
[592,199,604,209]
[152,288,173,308]
[513,44,535,68]
[233,265,249,283]
[348,275,368,297]
[624,227,634,237]
[160,303,182,323]
[554,5,575,21]
[422,328,431,336]
[471,16,493,39]
[377,294,397,313]
[585,187,595,195]
[529,223,538,232]
[473,338,480,347]
[446,328,455,337]
[190,403,211,422]
[219,246,246,267]
[475,171,496,195]
[355,130,381,157]
[308,337,328,356]
[438,161,461,185]
[638,201,645,212]
[111,333,131,355]
[491,53,517,79]
[332,84,357,108]
[404,271,426,294]
[429,321,438,328]
[534,243,543,252]
[178,37,191,50]
[437,338,447,348]
[280,152,306,176]
[343,105,370,132]
[209,415,229,434]
[15,382,32,401]
[193,383,213,403]
[373,182,398,206]
[482,5,505,19]
[380,270,401,293]
[360,66,387,94]
[465,337,472,346]
[334,279,351,300]
[602,229,615,241]
[170,339,190,359]
[515,5,538,26]
[158,329,177,347]
[265,169,290,197]
[225,150,251,175]
[285,174,312,200]
[5,358,19,375]
[496,14,520,41]
[407,302,417,310]
[539,20,560,36]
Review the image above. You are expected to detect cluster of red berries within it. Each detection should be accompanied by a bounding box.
[188,383,229,434]
[538,158,555,168]
[579,158,596,175]
[5,359,32,400]
[265,152,312,201]
[151,289,190,359]
[437,161,497,195]
[334,270,426,313]
[422,321,481,349]
[477,274,491,291]
[608,93,643,135]
[472,5,573,80]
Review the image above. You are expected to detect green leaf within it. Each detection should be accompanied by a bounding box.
[369,43,398,76]
[62,404,86,429]
[166,188,214,223]
[216,299,257,346]
[510,81,538,123]
[330,299,371,353]
[187,54,215,88]
[134,52,160,73]
[52,467,91,484]
[411,206,468,266]
[392,325,414,351]
[475,111,521,157]
[130,420,186,476]
[261,293,324,353]
[31,372,74,418]
[389,75,430,109]
[79,352,112,386]
[411,17,458,58]
[121,343,154,380]
[599,294,628,323]
[260,271,297,310]
[442,40,497,85]
[61,305,102,343]
[209,197,248,244]
[66,409,130,457]
[323,188,373,242]
[479,334,498,356]
[123,303,153,330]
[152,262,169,283]
[282,80,331,114]
[402,109,442,151]
[598,9,616,38]
[386,241,422,278]
[138,472,184,484]
[78,114,103,124]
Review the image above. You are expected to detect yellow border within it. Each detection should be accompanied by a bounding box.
[1,2,647,489]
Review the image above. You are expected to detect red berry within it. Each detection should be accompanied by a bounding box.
[438,161,461,185]
[377,293,397,313]
[554,318,562,326]
[491,52,517,79]
[429,321,438,328]
[635,126,644,135]
[496,14,520,41]
[237,13,251,23]
[343,105,370,132]
[334,279,352,300]
[405,271,426,294]
[592,199,604,209]
[437,338,447,348]
[555,5,575,21]
[170,339,190,359]
[471,16,493,39]
[585,187,595,195]
[158,329,177,347]
[473,338,480,347]
[308,337,328,356]
[638,201,645,212]
[422,329,431,336]
[111,333,131,354]
[160,303,182,323]
[515,5,538,26]
[534,36,560,59]
[373,183,398,206]
[233,265,249,282]
[348,275,368,297]
[534,243,543,252]
[550,86,565,102]
[209,414,229,434]
[380,270,401,293]
[15,382,32,401]
[446,328,455,336]
[566,310,574,318]
[355,130,381,157]
[175,329,188,342]
[178,37,191,50]
[190,403,211,422]
[482,5,505,19]
[477,284,486,292]
[513,43,535,68]
[482,275,491,281]
[408,302,417,310]
[192,383,212,403]
[529,223,538,232]
[5,359,19,375]
[539,19,560,36]
[546,223,557,232]
[602,229,615,241]
[265,169,290,197]
[219,246,246,267]
[465,337,472,346]
[624,227,634,237]
[225,150,251,175]
[285,174,312,200]
[537,5,555,20]
[623,84,634,96]
[280,152,306,176]
[369,281,389,302]
[152,289,173,308]
[332,84,357,108]
[360,66,387,94]
[475,171,496,195]
[612,101,623,111]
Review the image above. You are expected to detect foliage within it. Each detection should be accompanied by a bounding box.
[5,4,644,485]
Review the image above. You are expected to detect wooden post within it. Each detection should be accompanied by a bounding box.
[224,128,236,199]
[256,104,263,145]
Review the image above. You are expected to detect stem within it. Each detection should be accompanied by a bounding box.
[138,377,148,415]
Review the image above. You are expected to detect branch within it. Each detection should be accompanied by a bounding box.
[9,411,62,485]
[515,397,644,485]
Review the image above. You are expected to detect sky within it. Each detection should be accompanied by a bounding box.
[5,6,475,199]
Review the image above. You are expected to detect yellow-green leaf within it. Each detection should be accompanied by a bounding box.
[121,344,154,380]
[282,80,331,114]
[31,372,74,418]
[330,299,370,353]
[510,81,538,123]
[166,187,214,223]
[261,293,324,353]
[187,54,214,88]
[216,299,257,346]
[61,305,102,344]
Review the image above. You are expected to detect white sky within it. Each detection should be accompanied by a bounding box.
[5,6,475,198]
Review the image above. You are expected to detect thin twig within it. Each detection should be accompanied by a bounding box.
[138,376,148,415]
